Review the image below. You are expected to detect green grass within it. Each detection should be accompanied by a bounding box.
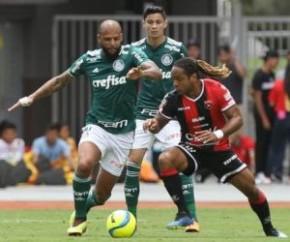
[0,208,289,241]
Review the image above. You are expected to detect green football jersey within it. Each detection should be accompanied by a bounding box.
[132,37,187,120]
[68,45,150,134]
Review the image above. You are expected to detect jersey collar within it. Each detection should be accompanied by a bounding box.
[100,47,123,59]
[184,79,205,102]
[145,36,167,51]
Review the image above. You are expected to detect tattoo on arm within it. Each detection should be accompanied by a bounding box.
[31,71,74,100]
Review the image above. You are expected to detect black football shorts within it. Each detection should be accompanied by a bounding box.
[177,143,247,183]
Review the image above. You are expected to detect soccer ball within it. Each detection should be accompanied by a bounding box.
[106,210,136,238]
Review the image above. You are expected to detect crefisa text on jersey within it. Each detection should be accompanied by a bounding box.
[92,75,127,89]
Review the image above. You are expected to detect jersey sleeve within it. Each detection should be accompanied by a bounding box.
[179,43,188,58]
[159,92,177,119]
[68,53,87,77]
[216,83,236,112]
[129,46,150,66]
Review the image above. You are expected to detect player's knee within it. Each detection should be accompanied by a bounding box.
[128,150,145,166]
[247,186,261,201]
[158,151,174,171]
[76,160,94,177]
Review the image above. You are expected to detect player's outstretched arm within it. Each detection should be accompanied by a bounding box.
[8,71,74,112]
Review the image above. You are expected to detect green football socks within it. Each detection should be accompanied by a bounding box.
[124,161,141,218]
[73,175,91,220]
[86,187,103,211]
[180,173,197,220]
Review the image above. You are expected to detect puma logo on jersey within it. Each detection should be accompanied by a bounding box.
[92,75,127,89]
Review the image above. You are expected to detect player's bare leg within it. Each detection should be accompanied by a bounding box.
[67,142,101,236]
[86,167,120,210]
[229,168,287,238]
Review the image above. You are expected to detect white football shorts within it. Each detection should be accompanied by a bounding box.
[132,119,181,151]
[79,124,133,176]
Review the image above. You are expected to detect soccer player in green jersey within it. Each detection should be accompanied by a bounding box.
[8,19,161,236]
[124,5,199,232]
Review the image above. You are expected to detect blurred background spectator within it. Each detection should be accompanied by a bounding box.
[252,49,279,184]
[275,50,290,79]
[30,122,74,185]
[187,39,202,59]
[217,44,246,107]
[0,120,31,188]
[57,122,78,169]
[265,52,290,183]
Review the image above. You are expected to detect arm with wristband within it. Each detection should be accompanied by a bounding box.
[195,105,243,144]
[8,71,74,112]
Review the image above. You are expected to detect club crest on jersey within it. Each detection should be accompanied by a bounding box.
[204,100,213,110]
[113,59,125,72]
[161,54,173,66]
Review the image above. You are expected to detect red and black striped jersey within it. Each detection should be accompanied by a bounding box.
[160,79,236,151]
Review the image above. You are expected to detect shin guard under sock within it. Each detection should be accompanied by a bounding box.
[73,175,91,220]
[124,161,141,218]
[179,173,197,220]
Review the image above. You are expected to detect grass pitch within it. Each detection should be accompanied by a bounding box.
[0,207,289,242]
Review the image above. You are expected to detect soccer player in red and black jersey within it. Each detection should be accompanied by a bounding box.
[143,57,287,238]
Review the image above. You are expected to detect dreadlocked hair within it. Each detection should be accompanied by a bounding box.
[174,57,231,79]
[196,59,231,79]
